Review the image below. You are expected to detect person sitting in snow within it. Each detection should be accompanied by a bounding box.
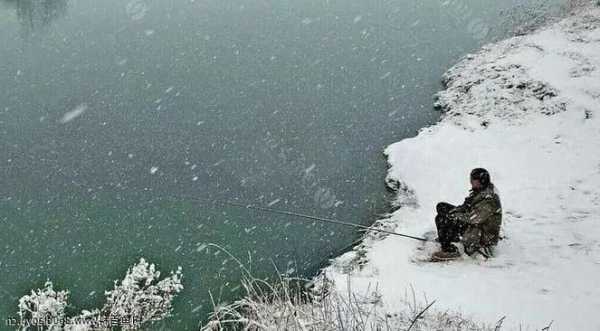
[432,168,502,261]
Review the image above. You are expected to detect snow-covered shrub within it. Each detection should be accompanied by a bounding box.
[101,258,184,329]
[17,281,69,330]
[15,258,183,331]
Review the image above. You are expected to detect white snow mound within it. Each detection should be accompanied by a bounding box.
[326,7,600,330]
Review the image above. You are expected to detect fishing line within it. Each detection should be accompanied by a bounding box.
[177,195,428,242]
[179,196,489,259]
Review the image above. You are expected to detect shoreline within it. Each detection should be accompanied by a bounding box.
[317,0,589,277]
[321,3,600,329]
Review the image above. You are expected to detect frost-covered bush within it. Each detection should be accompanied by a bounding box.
[15,258,183,331]
[17,281,69,330]
[101,257,184,328]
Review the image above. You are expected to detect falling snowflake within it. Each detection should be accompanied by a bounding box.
[59,103,88,124]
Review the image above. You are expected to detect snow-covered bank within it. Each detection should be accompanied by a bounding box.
[326,5,600,330]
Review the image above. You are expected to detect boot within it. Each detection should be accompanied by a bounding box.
[431,244,461,262]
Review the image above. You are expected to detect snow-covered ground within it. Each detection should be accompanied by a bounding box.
[326,5,600,330]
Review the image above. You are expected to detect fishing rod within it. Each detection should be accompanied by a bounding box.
[191,197,491,259]
[176,195,428,242]
[146,192,489,259]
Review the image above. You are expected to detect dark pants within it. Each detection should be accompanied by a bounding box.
[435,202,467,253]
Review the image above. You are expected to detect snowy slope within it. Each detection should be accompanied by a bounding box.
[325,6,600,330]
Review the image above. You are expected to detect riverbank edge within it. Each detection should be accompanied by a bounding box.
[319,0,593,280]
[198,2,600,329]
[316,1,600,329]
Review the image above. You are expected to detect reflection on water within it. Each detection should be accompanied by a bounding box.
[0,0,67,33]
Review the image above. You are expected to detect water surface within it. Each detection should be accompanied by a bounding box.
[0,0,566,329]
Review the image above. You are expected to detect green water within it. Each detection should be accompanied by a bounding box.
[0,0,566,329]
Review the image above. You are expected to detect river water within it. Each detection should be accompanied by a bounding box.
[0,0,565,329]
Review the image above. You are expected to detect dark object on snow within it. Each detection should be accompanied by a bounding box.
[434,171,502,258]
[431,249,461,262]
[470,168,491,188]
[435,202,466,254]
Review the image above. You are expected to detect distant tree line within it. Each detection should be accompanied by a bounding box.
[0,0,68,32]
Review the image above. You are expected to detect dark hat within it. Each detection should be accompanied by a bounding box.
[471,168,491,187]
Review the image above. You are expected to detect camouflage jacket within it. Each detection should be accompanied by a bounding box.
[451,184,503,248]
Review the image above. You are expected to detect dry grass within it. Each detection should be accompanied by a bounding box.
[199,245,493,331]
